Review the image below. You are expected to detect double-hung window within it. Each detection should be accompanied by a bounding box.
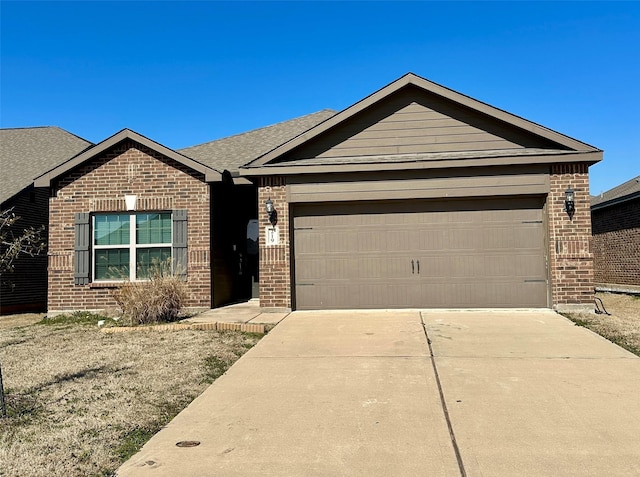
[93,212,172,281]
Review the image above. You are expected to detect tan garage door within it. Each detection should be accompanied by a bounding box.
[293,197,548,309]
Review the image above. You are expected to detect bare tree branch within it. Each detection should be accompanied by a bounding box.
[0,207,47,280]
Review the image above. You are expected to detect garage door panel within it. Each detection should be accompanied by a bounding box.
[293,198,547,309]
[297,253,414,281]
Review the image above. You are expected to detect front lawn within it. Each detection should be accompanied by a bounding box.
[0,313,262,477]
[564,292,640,357]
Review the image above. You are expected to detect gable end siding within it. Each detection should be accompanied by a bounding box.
[274,87,568,163]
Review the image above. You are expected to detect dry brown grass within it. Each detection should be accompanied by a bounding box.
[0,314,262,477]
[565,292,640,356]
[0,313,44,330]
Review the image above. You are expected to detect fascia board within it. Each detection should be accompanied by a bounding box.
[591,191,640,211]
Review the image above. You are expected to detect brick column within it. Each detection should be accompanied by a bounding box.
[548,163,594,311]
[258,176,292,310]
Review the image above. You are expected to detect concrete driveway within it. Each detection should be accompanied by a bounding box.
[117,310,640,477]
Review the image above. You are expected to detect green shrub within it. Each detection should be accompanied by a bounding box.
[112,260,188,325]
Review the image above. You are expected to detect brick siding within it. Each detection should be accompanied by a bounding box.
[592,199,640,286]
[47,140,211,313]
[548,164,595,308]
[257,177,291,310]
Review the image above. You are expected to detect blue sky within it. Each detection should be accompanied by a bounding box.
[2,1,638,195]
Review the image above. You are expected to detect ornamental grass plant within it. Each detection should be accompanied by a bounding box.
[112,259,188,325]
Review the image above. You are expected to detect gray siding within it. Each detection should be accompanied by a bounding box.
[288,170,549,203]
[313,101,522,158]
[0,187,49,314]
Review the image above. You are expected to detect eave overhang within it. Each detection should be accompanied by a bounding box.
[241,150,603,177]
[34,128,222,187]
[591,191,640,211]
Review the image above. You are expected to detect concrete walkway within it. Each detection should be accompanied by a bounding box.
[184,299,288,326]
[116,310,640,477]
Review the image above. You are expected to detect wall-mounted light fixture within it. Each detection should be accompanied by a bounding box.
[265,197,277,225]
[564,187,575,218]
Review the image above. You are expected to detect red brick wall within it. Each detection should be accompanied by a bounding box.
[548,164,594,308]
[257,177,291,310]
[47,140,211,313]
[592,199,640,286]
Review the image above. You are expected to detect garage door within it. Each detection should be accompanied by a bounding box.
[293,197,548,309]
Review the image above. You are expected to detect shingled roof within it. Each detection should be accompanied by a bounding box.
[178,110,336,174]
[591,175,640,210]
[1,127,92,205]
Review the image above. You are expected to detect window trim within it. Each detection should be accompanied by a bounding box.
[92,212,173,283]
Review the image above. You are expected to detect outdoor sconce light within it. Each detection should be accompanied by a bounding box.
[265,197,277,225]
[564,187,575,218]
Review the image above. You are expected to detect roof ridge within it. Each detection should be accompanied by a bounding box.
[1,125,57,131]
[179,109,337,151]
[0,126,93,145]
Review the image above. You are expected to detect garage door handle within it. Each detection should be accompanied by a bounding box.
[411,260,415,274]
[417,260,420,275]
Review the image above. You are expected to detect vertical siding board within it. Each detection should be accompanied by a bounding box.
[173,209,188,279]
[74,213,90,285]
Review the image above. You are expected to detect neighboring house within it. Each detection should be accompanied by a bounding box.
[33,112,334,314]
[591,176,640,290]
[0,127,92,314]
[242,73,602,312]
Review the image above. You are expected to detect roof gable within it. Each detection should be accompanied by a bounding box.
[1,127,92,204]
[34,129,221,187]
[242,73,602,174]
